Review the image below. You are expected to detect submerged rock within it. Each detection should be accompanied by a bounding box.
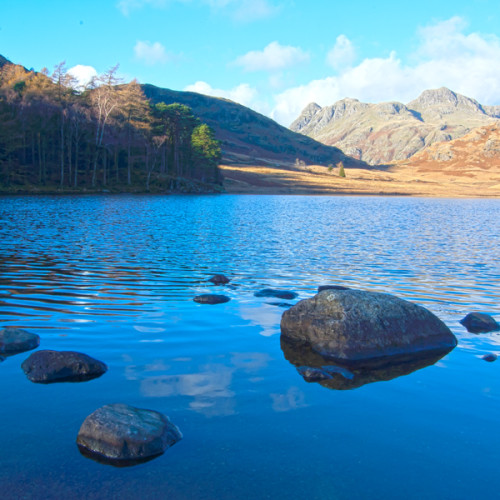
[0,327,40,355]
[317,285,350,292]
[267,302,293,308]
[193,294,230,305]
[482,353,497,362]
[282,336,452,390]
[460,312,500,334]
[208,274,230,285]
[77,403,182,466]
[281,289,457,363]
[22,350,107,383]
[255,289,298,300]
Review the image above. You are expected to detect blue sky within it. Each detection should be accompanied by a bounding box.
[1,0,500,125]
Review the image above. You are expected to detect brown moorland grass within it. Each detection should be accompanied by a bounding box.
[220,163,500,197]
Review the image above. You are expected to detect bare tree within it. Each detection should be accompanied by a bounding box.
[51,62,77,187]
[89,65,123,186]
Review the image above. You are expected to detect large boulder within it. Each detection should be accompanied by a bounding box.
[0,327,40,355]
[21,350,107,383]
[281,289,457,364]
[77,403,182,465]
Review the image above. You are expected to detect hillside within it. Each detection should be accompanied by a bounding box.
[143,84,367,169]
[220,122,500,197]
[222,113,500,196]
[290,88,499,165]
[396,122,500,181]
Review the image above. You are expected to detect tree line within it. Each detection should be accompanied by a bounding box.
[0,61,222,191]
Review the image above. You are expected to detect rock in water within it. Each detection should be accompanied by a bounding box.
[482,353,497,362]
[22,350,107,383]
[77,403,182,464]
[254,289,298,300]
[0,327,40,355]
[193,294,231,305]
[281,289,457,364]
[208,274,230,285]
[460,312,500,333]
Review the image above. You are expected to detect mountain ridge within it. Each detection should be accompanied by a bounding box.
[290,88,500,165]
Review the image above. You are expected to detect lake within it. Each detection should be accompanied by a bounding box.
[1,194,499,499]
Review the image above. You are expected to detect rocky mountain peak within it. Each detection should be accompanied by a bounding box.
[290,102,322,132]
[408,87,484,116]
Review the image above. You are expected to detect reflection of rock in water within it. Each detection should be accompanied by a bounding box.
[281,337,454,390]
[77,444,163,468]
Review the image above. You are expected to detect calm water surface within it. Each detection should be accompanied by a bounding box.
[1,195,499,499]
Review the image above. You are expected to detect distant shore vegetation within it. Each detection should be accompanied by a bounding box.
[0,62,223,193]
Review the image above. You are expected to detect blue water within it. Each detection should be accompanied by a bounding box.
[0,195,499,499]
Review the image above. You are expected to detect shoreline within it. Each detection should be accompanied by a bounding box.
[1,162,499,198]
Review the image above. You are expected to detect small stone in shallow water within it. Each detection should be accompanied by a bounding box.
[193,294,230,305]
[0,327,40,355]
[21,350,107,383]
[482,353,497,362]
[77,403,182,465]
[267,302,292,308]
[460,312,500,334]
[254,289,298,300]
[208,274,230,285]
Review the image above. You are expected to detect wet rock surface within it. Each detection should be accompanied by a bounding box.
[208,274,230,285]
[281,289,457,363]
[77,403,182,466]
[255,289,298,300]
[317,285,350,292]
[21,350,107,383]
[460,312,500,333]
[0,327,40,355]
[282,336,452,390]
[193,294,231,305]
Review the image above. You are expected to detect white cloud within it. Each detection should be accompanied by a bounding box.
[234,41,310,72]
[67,65,98,90]
[270,17,500,126]
[326,35,356,70]
[134,40,171,65]
[118,0,277,21]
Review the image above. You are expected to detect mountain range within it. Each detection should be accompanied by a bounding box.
[290,88,500,165]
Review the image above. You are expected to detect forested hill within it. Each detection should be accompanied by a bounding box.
[0,58,223,193]
[143,84,366,169]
